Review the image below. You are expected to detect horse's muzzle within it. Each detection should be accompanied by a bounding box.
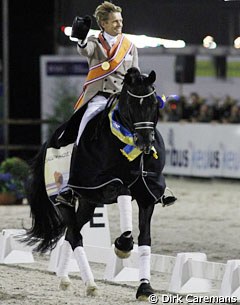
[133,130,155,154]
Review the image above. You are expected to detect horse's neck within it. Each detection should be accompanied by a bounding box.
[117,92,133,129]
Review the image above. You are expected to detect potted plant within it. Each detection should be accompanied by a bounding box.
[0,157,30,205]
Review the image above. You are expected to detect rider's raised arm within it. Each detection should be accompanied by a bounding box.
[77,35,96,58]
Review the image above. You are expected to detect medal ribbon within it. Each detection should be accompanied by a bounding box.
[98,32,122,58]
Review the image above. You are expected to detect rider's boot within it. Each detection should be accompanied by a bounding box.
[55,188,77,208]
[160,187,177,207]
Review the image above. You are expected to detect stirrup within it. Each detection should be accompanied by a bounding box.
[55,189,77,208]
[160,187,177,207]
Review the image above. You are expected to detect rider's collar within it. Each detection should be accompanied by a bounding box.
[103,32,118,48]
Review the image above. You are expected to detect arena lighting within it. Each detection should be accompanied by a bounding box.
[234,37,240,48]
[125,33,185,48]
[63,26,72,37]
[63,27,186,48]
[203,35,217,49]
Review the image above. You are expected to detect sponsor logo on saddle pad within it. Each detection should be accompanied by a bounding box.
[44,143,74,198]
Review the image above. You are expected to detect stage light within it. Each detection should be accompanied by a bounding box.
[203,36,217,49]
[63,26,72,36]
[62,27,186,48]
[234,37,240,48]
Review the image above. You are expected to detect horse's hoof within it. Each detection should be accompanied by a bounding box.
[58,276,72,291]
[136,282,154,300]
[114,247,131,259]
[137,295,149,302]
[86,281,99,296]
[114,234,134,259]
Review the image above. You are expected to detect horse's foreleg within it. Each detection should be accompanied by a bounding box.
[138,245,151,283]
[136,203,155,301]
[118,195,132,233]
[114,195,134,258]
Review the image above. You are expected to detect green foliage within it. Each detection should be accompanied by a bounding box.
[0,157,30,199]
[47,80,78,136]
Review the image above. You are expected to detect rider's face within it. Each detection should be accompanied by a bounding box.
[101,12,123,36]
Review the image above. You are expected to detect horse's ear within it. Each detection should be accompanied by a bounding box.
[147,70,156,85]
[124,67,141,86]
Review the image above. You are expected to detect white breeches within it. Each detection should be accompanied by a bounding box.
[76,95,108,144]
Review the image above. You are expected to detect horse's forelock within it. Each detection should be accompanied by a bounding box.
[129,75,153,94]
[134,75,145,86]
[124,67,141,86]
[123,70,156,99]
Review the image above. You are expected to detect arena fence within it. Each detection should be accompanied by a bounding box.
[0,118,57,158]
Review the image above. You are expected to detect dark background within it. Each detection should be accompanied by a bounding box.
[0,0,240,160]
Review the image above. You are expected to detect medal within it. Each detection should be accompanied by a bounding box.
[101,61,110,71]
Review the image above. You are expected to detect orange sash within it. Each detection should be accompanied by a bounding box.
[74,34,133,110]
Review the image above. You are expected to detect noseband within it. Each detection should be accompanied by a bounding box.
[127,89,156,131]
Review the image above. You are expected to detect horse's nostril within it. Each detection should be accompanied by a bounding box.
[133,134,138,143]
[144,145,151,154]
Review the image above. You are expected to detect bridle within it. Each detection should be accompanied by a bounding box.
[127,89,157,131]
[127,89,156,104]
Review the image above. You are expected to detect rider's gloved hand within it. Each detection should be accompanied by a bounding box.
[71,15,92,41]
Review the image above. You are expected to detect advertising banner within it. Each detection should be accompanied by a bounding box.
[158,122,240,178]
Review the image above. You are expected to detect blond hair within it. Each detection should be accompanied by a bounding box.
[94,1,122,29]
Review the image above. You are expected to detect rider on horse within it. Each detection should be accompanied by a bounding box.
[24,2,177,299]
[57,0,139,239]
[55,3,176,293]
[57,1,175,207]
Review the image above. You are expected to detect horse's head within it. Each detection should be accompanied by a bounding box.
[118,68,159,154]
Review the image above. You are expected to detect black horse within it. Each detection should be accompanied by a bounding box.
[24,67,176,300]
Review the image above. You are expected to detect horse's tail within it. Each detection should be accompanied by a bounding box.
[24,142,66,253]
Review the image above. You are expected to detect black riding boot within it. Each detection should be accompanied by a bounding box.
[55,188,77,208]
[160,187,177,207]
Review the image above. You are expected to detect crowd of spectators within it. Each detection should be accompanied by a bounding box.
[160,92,240,124]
